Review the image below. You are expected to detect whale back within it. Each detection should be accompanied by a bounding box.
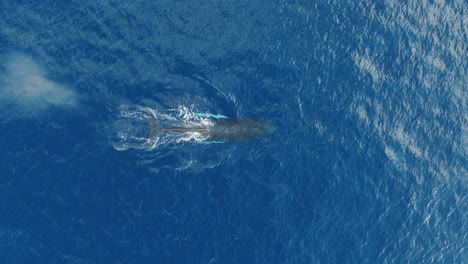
[207,118,275,141]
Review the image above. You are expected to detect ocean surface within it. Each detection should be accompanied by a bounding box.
[0,0,466,263]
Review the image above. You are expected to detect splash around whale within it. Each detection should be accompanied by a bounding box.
[110,105,276,151]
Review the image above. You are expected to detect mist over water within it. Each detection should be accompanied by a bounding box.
[0,54,78,121]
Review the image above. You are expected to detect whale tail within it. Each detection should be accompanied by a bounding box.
[143,108,162,149]
[110,106,162,151]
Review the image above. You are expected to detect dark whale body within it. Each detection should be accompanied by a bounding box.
[111,107,275,150]
[163,118,275,142]
[144,110,275,143]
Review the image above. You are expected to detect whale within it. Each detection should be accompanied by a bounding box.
[110,106,275,150]
[147,109,276,144]
[145,109,275,144]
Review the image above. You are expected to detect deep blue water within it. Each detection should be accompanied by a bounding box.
[0,0,466,263]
